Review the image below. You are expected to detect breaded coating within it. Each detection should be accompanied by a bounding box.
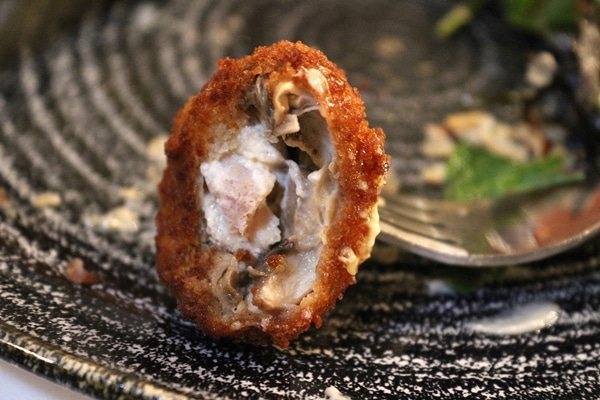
[156,40,389,347]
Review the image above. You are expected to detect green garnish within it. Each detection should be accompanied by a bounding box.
[444,143,584,201]
[435,0,488,39]
[435,0,580,39]
[504,0,578,34]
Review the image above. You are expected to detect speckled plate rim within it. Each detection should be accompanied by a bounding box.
[0,320,190,400]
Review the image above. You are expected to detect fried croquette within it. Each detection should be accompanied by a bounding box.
[156,40,389,347]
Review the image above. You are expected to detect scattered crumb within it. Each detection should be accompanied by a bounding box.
[443,109,493,134]
[0,189,10,208]
[31,191,62,208]
[118,186,144,201]
[421,123,455,158]
[64,258,101,285]
[146,135,168,186]
[374,35,405,60]
[84,206,139,232]
[146,135,168,163]
[526,51,558,89]
[371,242,403,265]
[324,386,351,400]
[0,188,16,218]
[421,161,447,185]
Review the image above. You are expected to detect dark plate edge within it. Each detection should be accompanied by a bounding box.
[0,320,195,400]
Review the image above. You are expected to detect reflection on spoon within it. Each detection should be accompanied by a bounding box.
[467,301,561,335]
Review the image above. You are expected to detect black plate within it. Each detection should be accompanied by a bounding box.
[1,1,600,399]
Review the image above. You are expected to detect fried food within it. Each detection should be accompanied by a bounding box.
[156,40,389,347]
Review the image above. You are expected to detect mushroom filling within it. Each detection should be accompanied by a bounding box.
[199,70,337,310]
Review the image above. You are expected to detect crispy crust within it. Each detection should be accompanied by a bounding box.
[156,41,388,347]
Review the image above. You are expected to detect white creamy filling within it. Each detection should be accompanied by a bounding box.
[200,72,338,310]
[202,154,281,254]
[255,166,334,309]
[201,128,331,306]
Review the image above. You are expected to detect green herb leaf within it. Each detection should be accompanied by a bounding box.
[504,0,578,34]
[436,0,580,39]
[435,0,489,39]
[444,143,584,201]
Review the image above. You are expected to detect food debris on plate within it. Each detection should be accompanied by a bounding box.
[63,258,101,285]
[429,0,600,203]
[83,206,140,233]
[467,301,561,335]
[421,110,584,201]
[30,191,62,209]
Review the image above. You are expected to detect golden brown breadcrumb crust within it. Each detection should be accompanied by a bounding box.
[156,40,389,347]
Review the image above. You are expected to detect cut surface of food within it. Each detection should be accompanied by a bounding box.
[156,40,388,347]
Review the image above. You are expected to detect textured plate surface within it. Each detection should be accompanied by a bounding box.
[1,1,600,399]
